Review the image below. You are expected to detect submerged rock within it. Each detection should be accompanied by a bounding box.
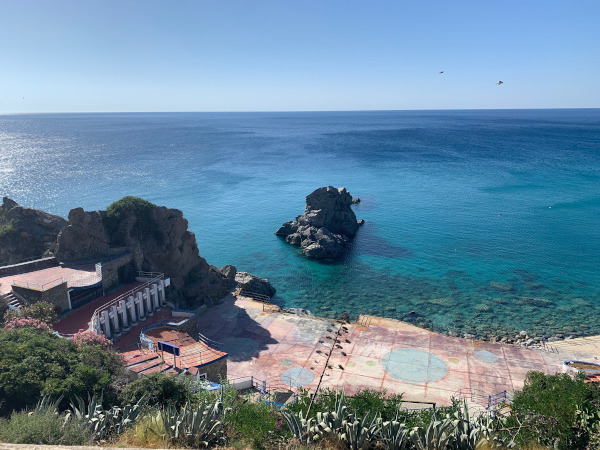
[0,197,67,264]
[275,186,361,260]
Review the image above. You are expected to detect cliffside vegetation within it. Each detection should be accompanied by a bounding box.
[104,196,160,243]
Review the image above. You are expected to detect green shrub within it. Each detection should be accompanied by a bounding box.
[288,387,404,422]
[104,196,159,243]
[224,400,286,448]
[120,372,193,408]
[3,301,57,325]
[0,220,17,239]
[0,327,125,416]
[0,408,90,445]
[507,371,600,449]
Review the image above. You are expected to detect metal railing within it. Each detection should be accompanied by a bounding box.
[90,273,163,326]
[239,290,271,303]
[12,271,101,292]
[453,388,513,414]
[12,276,65,291]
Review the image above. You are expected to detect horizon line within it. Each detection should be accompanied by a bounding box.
[2,107,600,115]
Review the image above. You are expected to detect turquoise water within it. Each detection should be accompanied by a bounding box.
[1,110,599,337]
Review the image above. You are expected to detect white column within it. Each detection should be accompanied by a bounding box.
[118,299,129,330]
[127,296,137,324]
[101,310,111,338]
[136,292,145,321]
[109,305,120,335]
[151,285,160,309]
[144,287,153,316]
[158,280,166,306]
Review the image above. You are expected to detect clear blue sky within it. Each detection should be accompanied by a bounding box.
[1,0,598,112]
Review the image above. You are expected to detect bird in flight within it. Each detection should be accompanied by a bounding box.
[439,71,444,74]
[496,81,504,85]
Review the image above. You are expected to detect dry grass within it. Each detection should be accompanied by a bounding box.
[111,413,167,449]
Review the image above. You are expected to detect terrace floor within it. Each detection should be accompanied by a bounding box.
[0,263,97,295]
[196,295,599,407]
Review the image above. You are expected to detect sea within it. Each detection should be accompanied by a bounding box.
[1,110,599,338]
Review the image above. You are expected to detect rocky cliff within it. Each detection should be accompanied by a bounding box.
[275,186,362,259]
[55,197,236,307]
[0,197,67,265]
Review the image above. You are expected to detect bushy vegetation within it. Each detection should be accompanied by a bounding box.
[2,300,57,325]
[120,372,194,408]
[0,220,17,239]
[0,407,90,445]
[0,323,125,415]
[104,196,160,243]
[2,310,600,449]
[507,371,600,449]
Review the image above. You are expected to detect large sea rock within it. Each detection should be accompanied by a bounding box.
[235,271,276,298]
[0,197,67,265]
[55,198,236,307]
[275,186,361,259]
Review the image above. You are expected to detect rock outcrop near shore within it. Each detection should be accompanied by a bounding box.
[0,197,67,265]
[275,186,361,259]
[55,197,236,307]
[235,271,276,298]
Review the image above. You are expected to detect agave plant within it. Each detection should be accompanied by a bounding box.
[341,412,382,450]
[161,398,224,447]
[410,416,454,450]
[67,393,147,440]
[381,419,411,450]
[280,407,318,444]
[448,400,513,449]
[314,390,348,436]
[33,395,64,414]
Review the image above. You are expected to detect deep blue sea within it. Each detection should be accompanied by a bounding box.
[1,110,599,337]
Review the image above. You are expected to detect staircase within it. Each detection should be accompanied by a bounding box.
[1,291,28,311]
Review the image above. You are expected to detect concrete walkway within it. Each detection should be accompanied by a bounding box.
[552,336,600,358]
[197,295,597,407]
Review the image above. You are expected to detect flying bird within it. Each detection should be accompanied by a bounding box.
[496,81,504,85]
[439,71,444,74]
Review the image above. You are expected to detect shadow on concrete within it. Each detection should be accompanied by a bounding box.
[198,302,278,362]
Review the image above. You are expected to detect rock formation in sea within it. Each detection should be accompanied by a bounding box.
[0,197,67,265]
[55,197,236,307]
[235,271,276,298]
[275,186,362,260]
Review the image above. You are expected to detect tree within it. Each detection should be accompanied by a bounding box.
[0,327,125,416]
[119,372,192,408]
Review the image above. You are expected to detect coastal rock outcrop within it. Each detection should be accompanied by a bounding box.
[235,272,276,298]
[55,197,236,307]
[0,197,67,265]
[275,186,361,259]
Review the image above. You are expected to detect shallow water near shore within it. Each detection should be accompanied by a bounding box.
[1,110,599,337]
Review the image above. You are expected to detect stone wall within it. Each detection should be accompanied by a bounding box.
[199,357,227,383]
[175,313,200,340]
[100,254,133,293]
[0,257,57,276]
[12,282,70,313]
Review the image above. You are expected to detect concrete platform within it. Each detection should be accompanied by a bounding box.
[197,295,598,407]
[0,263,98,295]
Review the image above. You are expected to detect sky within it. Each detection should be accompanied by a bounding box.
[0,0,598,112]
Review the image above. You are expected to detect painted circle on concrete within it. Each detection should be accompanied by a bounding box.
[222,337,258,361]
[281,367,315,387]
[475,350,499,363]
[382,349,447,383]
